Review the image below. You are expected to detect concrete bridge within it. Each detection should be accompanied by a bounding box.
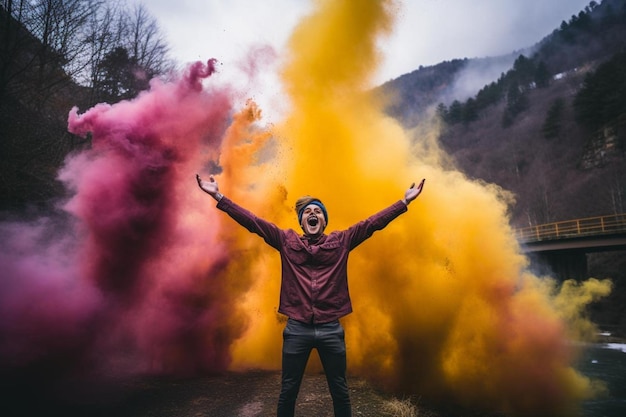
[515,214,626,280]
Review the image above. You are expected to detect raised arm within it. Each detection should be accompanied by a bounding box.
[402,178,425,205]
[344,179,426,249]
[195,174,283,249]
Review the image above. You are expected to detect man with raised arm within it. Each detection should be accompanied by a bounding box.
[196,174,425,417]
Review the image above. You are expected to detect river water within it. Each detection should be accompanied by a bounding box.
[579,343,626,417]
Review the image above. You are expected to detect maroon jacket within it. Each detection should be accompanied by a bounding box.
[217,197,408,323]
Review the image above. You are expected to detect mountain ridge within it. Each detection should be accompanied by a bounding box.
[379,0,626,227]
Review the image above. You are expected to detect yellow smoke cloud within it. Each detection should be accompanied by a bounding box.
[211,0,611,415]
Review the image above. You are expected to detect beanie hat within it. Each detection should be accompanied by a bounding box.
[295,196,328,225]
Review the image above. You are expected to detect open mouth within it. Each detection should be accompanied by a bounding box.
[307,216,319,226]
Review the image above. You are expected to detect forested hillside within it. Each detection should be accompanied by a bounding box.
[381,0,626,228]
[379,0,626,331]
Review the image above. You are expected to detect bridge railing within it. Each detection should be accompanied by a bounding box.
[515,213,626,243]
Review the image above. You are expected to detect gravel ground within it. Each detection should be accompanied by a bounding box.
[5,371,420,417]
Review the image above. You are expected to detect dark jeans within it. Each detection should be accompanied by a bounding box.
[276,318,351,417]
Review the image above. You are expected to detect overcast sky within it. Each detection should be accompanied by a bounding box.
[142,0,593,86]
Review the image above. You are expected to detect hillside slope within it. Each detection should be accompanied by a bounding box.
[379,0,626,332]
[381,0,626,227]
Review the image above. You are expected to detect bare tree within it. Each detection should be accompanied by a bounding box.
[0,0,173,210]
[608,170,625,214]
[125,3,170,77]
[0,0,100,109]
[1,0,40,100]
[80,0,126,104]
[82,2,172,105]
[1,0,171,108]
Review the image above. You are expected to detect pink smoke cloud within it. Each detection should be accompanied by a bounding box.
[0,60,250,388]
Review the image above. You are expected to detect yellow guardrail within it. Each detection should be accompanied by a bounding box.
[515,214,626,243]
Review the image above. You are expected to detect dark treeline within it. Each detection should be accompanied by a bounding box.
[0,0,172,211]
[0,0,171,109]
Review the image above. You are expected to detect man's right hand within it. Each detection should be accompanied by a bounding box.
[196,174,222,200]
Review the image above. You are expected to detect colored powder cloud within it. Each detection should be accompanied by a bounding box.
[223,1,612,416]
[0,60,253,385]
[0,1,613,416]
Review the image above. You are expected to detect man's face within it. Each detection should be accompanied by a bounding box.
[301,204,326,236]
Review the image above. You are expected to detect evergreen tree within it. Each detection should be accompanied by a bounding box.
[448,100,463,124]
[462,98,478,124]
[436,103,448,123]
[502,81,529,128]
[534,61,551,88]
[96,47,142,102]
[574,51,626,132]
[542,98,565,139]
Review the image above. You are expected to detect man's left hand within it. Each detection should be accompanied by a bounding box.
[403,178,425,205]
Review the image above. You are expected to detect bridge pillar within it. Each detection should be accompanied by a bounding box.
[529,250,588,281]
